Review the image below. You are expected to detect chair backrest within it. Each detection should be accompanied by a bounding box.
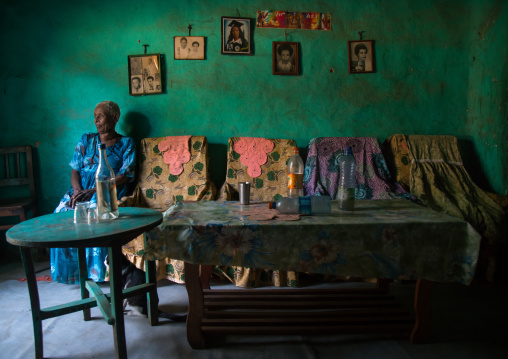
[218,137,297,202]
[303,137,408,200]
[135,136,216,210]
[0,145,36,199]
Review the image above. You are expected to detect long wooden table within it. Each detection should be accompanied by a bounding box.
[6,207,163,359]
[143,200,481,348]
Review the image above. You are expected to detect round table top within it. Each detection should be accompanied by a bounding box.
[6,207,163,248]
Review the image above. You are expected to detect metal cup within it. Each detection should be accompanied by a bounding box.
[74,201,90,224]
[238,182,251,205]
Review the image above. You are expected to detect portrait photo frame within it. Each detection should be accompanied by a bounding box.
[221,16,253,55]
[128,53,162,96]
[174,36,206,60]
[272,41,299,76]
[348,40,375,74]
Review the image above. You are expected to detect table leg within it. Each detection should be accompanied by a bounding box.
[184,262,206,349]
[108,246,128,359]
[200,265,213,290]
[78,247,91,321]
[410,279,434,344]
[145,258,158,326]
[20,247,43,359]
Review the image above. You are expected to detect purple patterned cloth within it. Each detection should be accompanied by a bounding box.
[303,137,412,200]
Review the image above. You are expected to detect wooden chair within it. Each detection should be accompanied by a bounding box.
[217,137,299,287]
[0,145,38,230]
[119,136,216,283]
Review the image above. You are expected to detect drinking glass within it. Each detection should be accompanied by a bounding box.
[74,201,90,224]
[87,207,99,224]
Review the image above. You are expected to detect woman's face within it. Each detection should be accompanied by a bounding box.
[358,49,368,60]
[281,49,290,63]
[94,105,117,134]
[232,26,240,40]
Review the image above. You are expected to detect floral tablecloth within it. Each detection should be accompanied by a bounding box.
[143,200,481,285]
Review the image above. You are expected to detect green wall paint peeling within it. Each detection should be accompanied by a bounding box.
[0,0,507,216]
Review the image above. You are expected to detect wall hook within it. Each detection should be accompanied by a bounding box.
[236,8,241,17]
[358,31,364,40]
[188,24,192,36]
[142,44,149,54]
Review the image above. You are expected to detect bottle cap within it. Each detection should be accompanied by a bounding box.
[345,146,352,155]
[268,202,275,209]
[293,147,299,154]
[99,144,106,150]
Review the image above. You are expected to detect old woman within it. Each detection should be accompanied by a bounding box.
[50,100,136,284]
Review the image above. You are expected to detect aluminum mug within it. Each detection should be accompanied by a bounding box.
[239,182,251,205]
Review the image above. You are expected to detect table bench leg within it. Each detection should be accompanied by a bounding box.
[410,279,434,344]
[78,247,91,321]
[184,262,206,349]
[20,247,43,359]
[108,246,128,359]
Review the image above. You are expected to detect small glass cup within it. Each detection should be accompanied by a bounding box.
[87,207,99,224]
[74,201,90,224]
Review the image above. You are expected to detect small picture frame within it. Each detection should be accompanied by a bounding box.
[272,42,299,75]
[174,36,205,60]
[221,16,253,55]
[128,53,162,96]
[348,40,375,74]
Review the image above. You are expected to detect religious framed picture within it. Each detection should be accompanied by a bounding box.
[128,53,162,96]
[272,41,299,75]
[174,36,205,60]
[221,16,253,55]
[348,40,375,74]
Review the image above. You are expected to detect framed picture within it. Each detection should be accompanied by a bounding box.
[221,16,252,55]
[174,36,205,60]
[128,53,162,96]
[348,40,375,74]
[272,42,299,76]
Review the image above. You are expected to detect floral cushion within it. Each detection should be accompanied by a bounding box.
[120,135,216,283]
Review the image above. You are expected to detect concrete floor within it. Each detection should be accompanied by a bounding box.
[0,257,507,359]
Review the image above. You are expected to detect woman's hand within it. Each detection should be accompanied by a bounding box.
[69,188,96,209]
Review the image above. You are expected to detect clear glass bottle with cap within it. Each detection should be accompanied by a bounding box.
[270,196,331,215]
[95,144,119,220]
[287,147,304,197]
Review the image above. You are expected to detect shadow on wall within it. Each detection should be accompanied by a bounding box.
[121,111,152,147]
[458,139,492,193]
[208,143,227,195]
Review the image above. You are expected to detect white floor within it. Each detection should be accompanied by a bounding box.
[0,257,507,359]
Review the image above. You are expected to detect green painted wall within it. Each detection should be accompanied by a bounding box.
[1,0,507,216]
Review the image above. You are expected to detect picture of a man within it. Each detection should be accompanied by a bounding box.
[146,76,155,92]
[131,76,142,94]
[177,37,191,59]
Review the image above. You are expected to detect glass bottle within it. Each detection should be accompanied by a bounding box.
[287,147,304,197]
[270,196,331,215]
[95,144,119,220]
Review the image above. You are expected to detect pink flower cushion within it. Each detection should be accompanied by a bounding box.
[158,135,192,175]
[233,137,274,178]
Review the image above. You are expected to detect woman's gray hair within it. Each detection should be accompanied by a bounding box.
[96,101,120,119]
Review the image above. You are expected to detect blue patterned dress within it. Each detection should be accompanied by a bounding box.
[50,133,136,284]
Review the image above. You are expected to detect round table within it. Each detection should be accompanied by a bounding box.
[6,207,163,359]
